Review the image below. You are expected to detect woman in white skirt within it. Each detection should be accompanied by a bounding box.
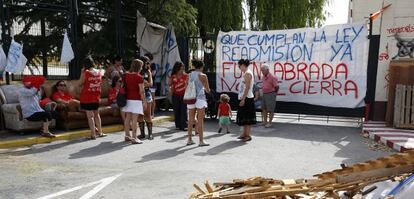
[122,59,147,144]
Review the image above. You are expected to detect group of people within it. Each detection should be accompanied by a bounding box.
[169,59,279,145]
[18,54,158,143]
[18,54,279,147]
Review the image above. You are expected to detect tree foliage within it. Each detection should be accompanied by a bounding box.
[191,0,243,36]
[248,0,329,30]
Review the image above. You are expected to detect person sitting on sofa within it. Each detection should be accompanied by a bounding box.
[51,80,80,111]
[18,81,56,138]
[108,75,125,121]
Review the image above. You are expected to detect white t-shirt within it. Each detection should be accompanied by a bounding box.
[238,69,254,100]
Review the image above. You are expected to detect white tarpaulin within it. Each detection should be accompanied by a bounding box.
[136,11,166,83]
[5,40,27,74]
[0,45,6,72]
[136,11,181,95]
[216,23,369,108]
[60,32,74,64]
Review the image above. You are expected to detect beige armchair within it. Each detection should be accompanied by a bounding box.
[0,84,55,131]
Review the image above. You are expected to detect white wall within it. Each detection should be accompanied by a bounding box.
[350,0,414,102]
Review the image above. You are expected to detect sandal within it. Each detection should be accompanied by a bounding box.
[237,135,246,139]
[98,133,107,137]
[124,136,132,142]
[198,142,210,147]
[186,140,195,146]
[89,136,96,140]
[242,136,252,142]
[131,138,143,144]
[41,132,56,138]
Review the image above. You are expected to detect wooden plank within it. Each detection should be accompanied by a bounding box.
[205,181,214,193]
[405,85,411,124]
[401,85,407,125]
[194,184,206,195]
[411,85,414,124]
[282,179,296,185]
[394,85,402,126]
[336,165,414,184]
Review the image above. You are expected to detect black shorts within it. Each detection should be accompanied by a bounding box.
[80,103,99,110]
[26,112,52,122]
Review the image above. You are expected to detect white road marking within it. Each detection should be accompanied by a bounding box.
[37,173,122,199]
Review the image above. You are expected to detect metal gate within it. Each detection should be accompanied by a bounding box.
[0,0,146,82]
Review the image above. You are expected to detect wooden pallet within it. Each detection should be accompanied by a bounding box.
[394,84,414,129]
[190,151,414,199]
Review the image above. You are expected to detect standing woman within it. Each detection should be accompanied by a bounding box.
[138,56,154,140]
[123,59,147,144]
[168,61,188,131]
[145,53,157,118]
[236,59,256,142]
[186,59,210,147]
[79,56,105,139]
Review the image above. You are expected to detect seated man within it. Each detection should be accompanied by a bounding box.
[18,80,56,138]
[51,80,80,111]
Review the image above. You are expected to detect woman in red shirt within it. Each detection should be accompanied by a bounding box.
[79,56,105,139]
[51,80,80,111]
[168,61,188,131]
[122,59,147,144]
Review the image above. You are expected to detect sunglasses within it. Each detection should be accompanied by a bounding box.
[59,84,66,87]
[117,80,122,83]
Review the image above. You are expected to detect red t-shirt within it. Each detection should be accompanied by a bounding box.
[171,74,188,96]
[80,69,102,103]
[52,91,74,102]
[218,103,231,117]
[124,72,144,100]
[108,87,121,105]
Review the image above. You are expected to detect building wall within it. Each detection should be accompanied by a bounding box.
[350,0,414,102]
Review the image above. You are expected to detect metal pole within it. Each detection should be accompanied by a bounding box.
[369,14,373,39]
[40,18,48,77]
[115,0,124,57]
[67,0,79,79]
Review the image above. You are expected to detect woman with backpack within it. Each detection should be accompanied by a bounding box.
[185,59,210,147]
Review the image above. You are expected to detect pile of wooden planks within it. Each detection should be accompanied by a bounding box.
[190,151,414,199]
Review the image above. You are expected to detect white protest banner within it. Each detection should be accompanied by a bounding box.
[216,23,369,108]
[60,32,74,64]
[5,40,25,74]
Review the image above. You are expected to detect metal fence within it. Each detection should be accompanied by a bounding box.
[0,0,147,82]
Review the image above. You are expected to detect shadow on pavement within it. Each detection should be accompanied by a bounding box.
[3,139,87,156]
[69,141,129,159]
[194,140,246,156]
[136,145,198,163]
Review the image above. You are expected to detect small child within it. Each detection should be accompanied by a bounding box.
[218,94,232,134]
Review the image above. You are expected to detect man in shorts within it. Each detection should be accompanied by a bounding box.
[260,64,279,128]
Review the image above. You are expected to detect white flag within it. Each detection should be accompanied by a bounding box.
[0,45,6,72]
[60,32,74,64]
[16,54,28,73]
[5,40,24,74]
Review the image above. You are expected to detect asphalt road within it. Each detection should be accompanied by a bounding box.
[0,120,392,199]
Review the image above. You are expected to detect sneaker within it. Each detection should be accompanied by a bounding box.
[218,128,222,133]
[265,123,272,128]
[226,131,230,134]
[199,142,210,147]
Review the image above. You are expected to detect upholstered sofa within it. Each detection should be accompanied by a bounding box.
[41,79,122,130]
[0,84,56,131]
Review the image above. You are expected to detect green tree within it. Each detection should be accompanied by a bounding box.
[147,0,198,36]
[248,0,329,30]
[191,0,243,36]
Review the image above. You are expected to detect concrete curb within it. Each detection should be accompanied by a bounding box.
[0,115,173,149]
